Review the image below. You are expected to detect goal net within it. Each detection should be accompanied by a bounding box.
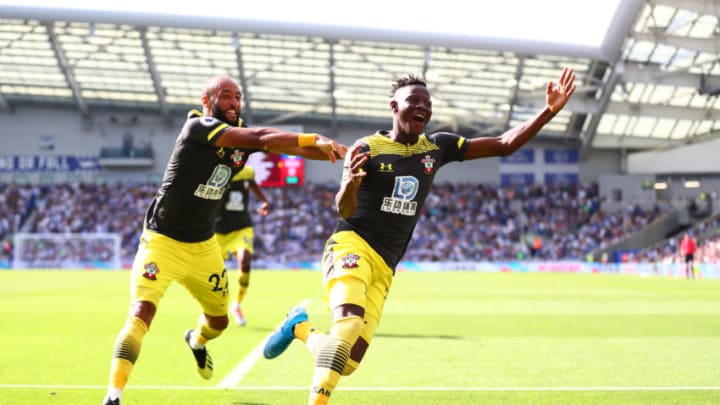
[13,233,122,269]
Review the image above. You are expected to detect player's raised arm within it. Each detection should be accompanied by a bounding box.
[463,67,576,160]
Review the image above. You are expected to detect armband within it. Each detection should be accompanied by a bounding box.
[298,133,317,147]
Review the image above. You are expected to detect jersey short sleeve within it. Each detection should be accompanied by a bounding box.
[183,115,231,146]
[427,131,468,165]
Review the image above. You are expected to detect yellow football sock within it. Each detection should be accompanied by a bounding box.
[308,316,363,405]
[236,271,250,304]
[192,316,223,346]
[294,320,330,359]
[108,317,148,390]
[294,320,322,342]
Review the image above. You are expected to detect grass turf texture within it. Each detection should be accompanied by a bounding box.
[1,270,718,404]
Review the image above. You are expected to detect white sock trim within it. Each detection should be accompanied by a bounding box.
[189,331,205,350]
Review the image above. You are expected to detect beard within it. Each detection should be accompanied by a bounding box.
[211,104,239,126]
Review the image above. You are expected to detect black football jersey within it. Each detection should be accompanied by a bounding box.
[144,110,260,242]
[334,131,468,269]
[215,165,255,234]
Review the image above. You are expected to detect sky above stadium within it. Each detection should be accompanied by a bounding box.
[1,0,623,48]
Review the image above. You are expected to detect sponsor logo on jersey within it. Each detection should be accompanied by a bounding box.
[378,162,393,172]
[340,253,361,269]
[201,117,218,126]
[381,176,419,216]
[143,262,159,280]
[230,149,245,167]
[381,197,418,216]
[194,184,225,200]
[421,155,436,174]
[224,190,246,211]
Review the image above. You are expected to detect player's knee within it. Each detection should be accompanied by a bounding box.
[131,301,156,326]
[333,315,364,343]
[207,315,229,332]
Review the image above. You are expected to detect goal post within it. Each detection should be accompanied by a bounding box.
[13,233,122,270]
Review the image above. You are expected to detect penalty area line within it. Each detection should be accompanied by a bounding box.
[216,298,312,389]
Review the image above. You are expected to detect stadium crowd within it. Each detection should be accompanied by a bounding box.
[3,180,713,268]
[637,213,720,265]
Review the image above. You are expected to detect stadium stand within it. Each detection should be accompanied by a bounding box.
[1,1,720,275]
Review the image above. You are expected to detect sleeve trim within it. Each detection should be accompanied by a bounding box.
[207,123,229,142]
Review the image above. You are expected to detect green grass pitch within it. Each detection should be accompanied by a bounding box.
[1,269,719,404]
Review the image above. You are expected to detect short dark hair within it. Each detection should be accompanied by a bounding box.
[390,74,427,96]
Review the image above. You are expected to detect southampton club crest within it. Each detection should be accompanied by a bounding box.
[421,155,436,174]
[143,262,159,280]
[340,253,361,269]
[230,149,245,167]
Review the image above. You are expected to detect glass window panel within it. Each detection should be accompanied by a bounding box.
[646,85,675,104]
[688,16,718,37]
[694,120,713,135]
[649,44,677,65]
[613,115,631,135]
[670,119,692,139]
[667,88,695,106]
[627,83,646,103]
[651,5,677,28]
[689,94,709,108]
[627,41,655,61]
[652,117,676,138]
[597,114,616,134]
[632,116,656,137]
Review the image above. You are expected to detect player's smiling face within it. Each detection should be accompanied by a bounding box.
[392,84,432,136]
[210,81,242,125]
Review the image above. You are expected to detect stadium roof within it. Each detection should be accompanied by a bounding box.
[1,0,720,155]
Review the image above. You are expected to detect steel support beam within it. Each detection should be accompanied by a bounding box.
[632,32,720,55]
[45,21,88,115]
[505,56,525,131]
[233,33,254,124]
[581,64,623,155]
[328,40,338,136]
[139,28,168,117]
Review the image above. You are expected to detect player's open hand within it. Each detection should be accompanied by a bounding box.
[343,143,369,186]
[256,201,270,217]
[315,135,348,163]
[546,67,576,114]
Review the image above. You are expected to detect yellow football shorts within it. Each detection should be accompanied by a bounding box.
[130,229,230,317]
[215,227,254,259]
[321,230,394,344]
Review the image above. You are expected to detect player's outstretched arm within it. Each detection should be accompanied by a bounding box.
[463,67,576,160]
[269,135,348,162]
[215,128,346,162]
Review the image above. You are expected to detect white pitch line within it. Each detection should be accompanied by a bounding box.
[2,384,720,391]
[216,298,312,389]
